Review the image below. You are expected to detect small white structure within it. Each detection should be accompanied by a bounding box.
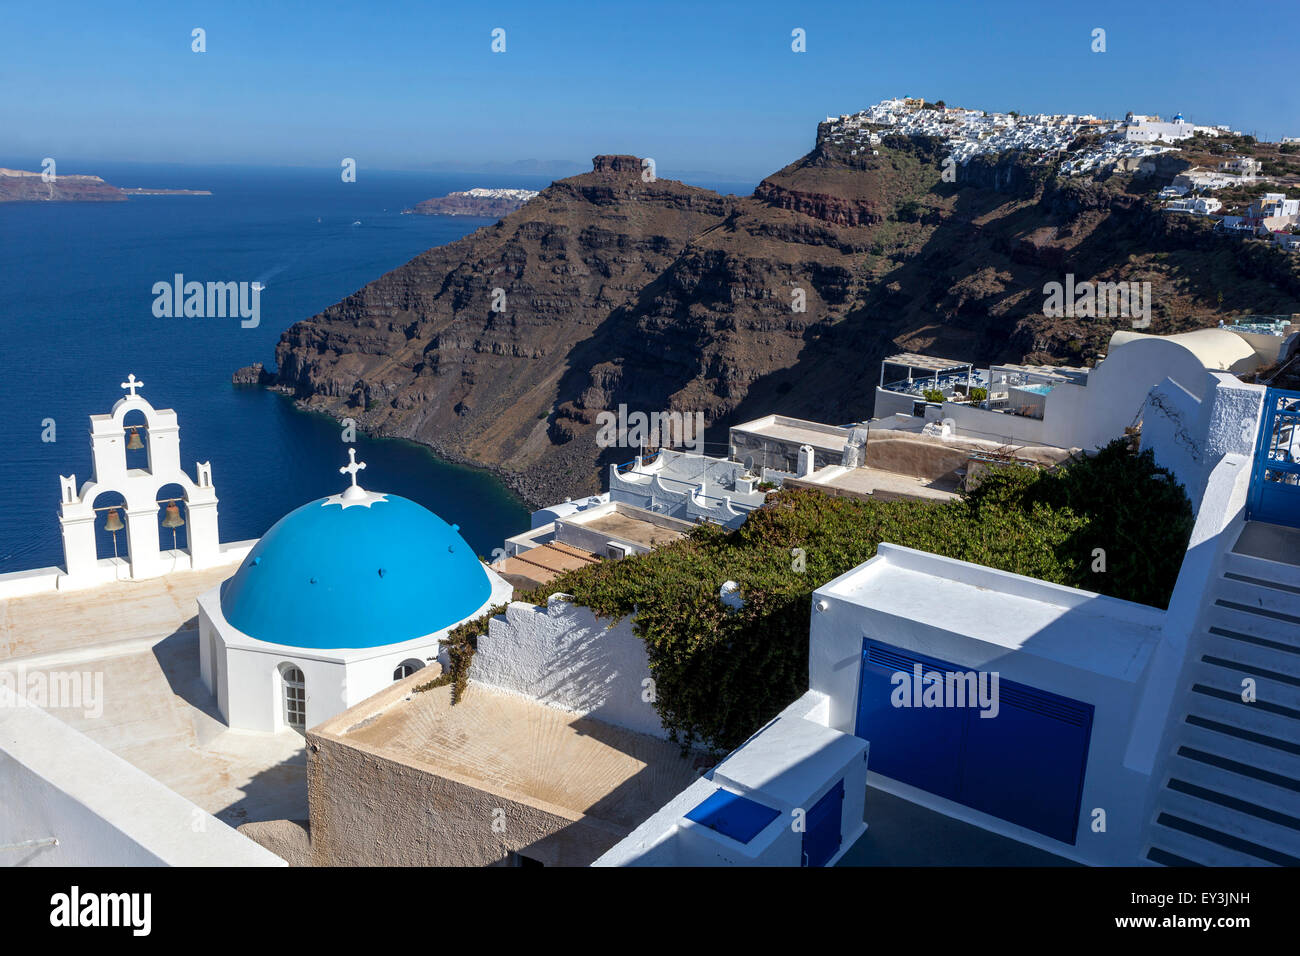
[198,450,512,733]
[56,374,223,589]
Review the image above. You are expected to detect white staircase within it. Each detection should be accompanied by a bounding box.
[1144,523,1300,866]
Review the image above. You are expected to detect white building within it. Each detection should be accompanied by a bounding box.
[1123,111,1197,143]
[198,449,512,733]
[1164,196,1222,215]
[597,333,1300,866]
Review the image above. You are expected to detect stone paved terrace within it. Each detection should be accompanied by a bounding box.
[0,564,307,829]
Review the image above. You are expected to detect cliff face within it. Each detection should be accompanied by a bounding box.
[274,156,735,503]
[271,146,1300,507]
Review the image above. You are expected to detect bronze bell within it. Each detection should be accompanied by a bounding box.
[103,508,124,533]
[126,428,144,450]
[161,502,185,529]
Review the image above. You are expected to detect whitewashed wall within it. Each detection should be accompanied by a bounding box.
[472,595,666,738]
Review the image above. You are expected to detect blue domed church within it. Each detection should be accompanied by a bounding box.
[198,450,512,733]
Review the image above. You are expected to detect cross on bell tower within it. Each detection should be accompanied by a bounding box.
[121,373,145,398]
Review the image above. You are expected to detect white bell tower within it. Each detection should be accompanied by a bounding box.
[57,374,223,589]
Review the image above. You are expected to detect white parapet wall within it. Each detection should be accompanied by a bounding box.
[1141,369,1265,508]
[1122,451,1254,778]
[471,595,666,738]
[0,685,284,866]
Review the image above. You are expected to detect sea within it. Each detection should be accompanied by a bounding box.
[0,160,562,574]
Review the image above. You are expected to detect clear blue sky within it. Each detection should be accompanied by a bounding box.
[2,0,1296,181]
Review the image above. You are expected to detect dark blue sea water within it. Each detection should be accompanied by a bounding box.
[0,160,554,573]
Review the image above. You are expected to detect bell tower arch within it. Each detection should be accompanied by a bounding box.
[57,374,223,589]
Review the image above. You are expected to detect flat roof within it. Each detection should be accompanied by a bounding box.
[817,544,1163,682]
[787,467,962,502]
[730,417,849,450]
[579,512,688,549]
[317,681,702,830]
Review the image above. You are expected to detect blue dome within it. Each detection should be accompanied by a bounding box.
[220,493,491,650]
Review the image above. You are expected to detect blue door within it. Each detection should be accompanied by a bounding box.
[802,778,844,867]
[855,642,965,800]
[958,682,1094,845]
[1249,388,1300,528]
[854,640,1093,845]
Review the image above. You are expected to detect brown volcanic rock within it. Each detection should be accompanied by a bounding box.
[0,169,126,202]
[410,194,532,218]
[273,156,735,504]
[268,141,1300,507]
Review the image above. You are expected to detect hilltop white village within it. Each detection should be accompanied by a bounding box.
[827,97,1300,249]
[3,100,1300,870]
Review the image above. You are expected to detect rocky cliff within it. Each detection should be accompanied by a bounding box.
[0,169,125,202]
[268,144,1300,507]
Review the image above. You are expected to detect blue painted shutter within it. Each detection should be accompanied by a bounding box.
[802,778,845,867]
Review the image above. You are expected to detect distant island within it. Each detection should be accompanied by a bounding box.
[0,167,210,202]
[403,187,539,217]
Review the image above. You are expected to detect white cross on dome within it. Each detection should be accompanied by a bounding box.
[323,447,386,509]
[120,373,145,397]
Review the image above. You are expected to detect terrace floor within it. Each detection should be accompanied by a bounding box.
[787,466,963,503]
[838,786,1076,866]
[582,512,687,549]
[0,564,307,829]
[1233,521,1300,567]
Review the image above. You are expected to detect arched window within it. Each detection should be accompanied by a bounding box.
[393,659,425,681]
[281,665,306,731]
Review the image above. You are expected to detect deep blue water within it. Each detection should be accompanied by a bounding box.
[0,161,552,573]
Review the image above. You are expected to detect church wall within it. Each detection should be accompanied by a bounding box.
[305,727,625,866]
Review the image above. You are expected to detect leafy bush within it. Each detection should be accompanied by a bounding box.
[437,441,1192,754]
[922,387,945,403]
[967,386,988,403]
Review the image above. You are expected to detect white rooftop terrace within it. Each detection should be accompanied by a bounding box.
[0,562,307,831]
[815,543,1163,685]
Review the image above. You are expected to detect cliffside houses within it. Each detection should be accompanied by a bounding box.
[821,98,1213,178]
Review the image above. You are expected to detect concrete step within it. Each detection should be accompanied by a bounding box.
[1146,819,1277,867]
[1180,723,1300,780]
[1224,549,1300,591]
[1185,687,1300,741]
[1165,745,1300,810]
[1206,603,1300,648]
[1201,627,1300,681]
[1192,659,1300,711]
[1214,577,1300,623]
[1155,786,1300,862]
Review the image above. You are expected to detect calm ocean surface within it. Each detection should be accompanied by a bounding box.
[0,160,556,573]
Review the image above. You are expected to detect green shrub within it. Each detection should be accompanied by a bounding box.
[434,440,1192,755]
[922,388,945,403]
